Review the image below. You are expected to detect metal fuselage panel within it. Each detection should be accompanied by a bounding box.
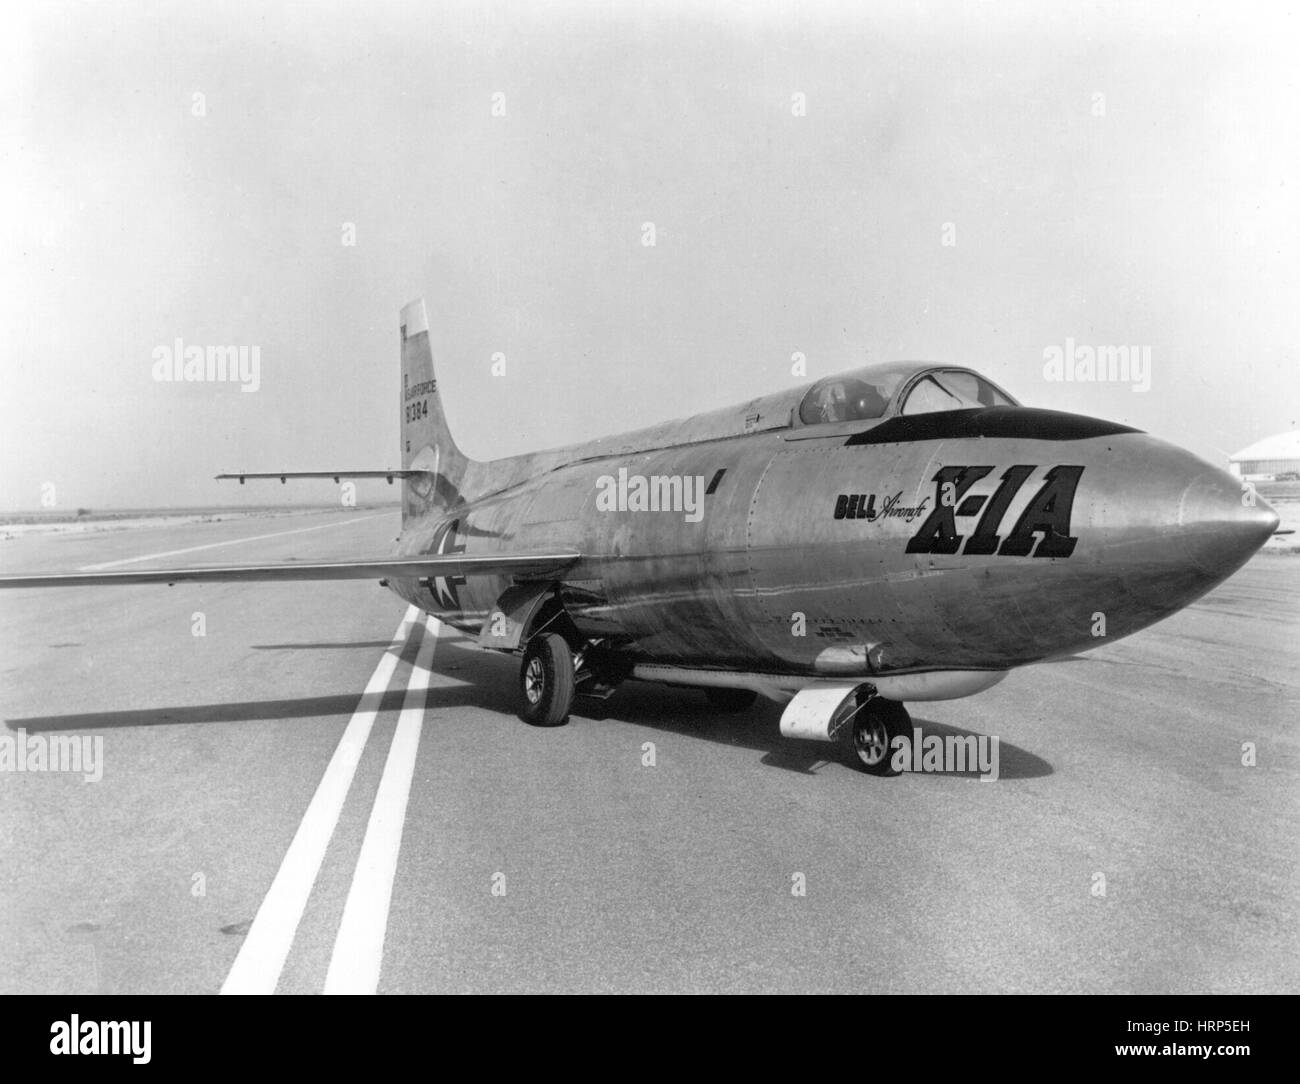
[388,422,1270,679]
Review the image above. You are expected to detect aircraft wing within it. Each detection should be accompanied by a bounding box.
[216,470,434,485]
[0,551,580,589]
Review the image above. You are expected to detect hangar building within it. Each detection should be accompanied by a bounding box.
[1228,430,1300,480]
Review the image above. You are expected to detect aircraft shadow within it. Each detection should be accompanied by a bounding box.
[588,696,1051,781]
[251,641,400,650]
[446,641,1053,781]
[9,635,1052,780]
[8,689,418,732]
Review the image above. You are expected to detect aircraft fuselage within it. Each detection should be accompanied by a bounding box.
[388,405,1275,685]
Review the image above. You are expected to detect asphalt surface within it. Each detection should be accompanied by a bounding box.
[1,508,1296,994]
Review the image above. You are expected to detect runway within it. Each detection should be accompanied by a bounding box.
[1,508,1297,993]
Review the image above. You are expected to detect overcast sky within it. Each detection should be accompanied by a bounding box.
[3,0,1296,509]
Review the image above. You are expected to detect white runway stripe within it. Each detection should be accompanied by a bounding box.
[220,604,421,995]
[81,513,387,570]
[323,615,440,995]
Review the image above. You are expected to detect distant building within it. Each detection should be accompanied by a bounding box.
[1228,431,1300,480]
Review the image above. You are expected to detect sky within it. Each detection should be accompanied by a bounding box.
[2,0,1297,509]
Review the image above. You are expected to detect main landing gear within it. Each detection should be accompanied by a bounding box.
[847,695,912,776]
[517,633,911,780]
[517,626,634,726]
[519,632,575,727]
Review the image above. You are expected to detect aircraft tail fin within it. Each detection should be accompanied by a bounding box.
[399,298,472,521]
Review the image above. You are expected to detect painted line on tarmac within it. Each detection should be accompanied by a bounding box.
[81,513,388,570]
[220,604,420,995]
[323,614,440,994]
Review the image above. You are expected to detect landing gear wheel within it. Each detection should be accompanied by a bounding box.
[519,633,575,727]
[704,687,758,712]
[850,698,911,776]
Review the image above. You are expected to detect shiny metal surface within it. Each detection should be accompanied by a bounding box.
[388,341,1278,685]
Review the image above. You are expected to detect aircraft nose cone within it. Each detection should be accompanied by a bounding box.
[1064,439,1279,639]
[978,435,1280,658]
[1177,473,1279,574]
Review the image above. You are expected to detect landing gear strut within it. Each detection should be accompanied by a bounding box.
[848,696,912,776]
[519,632,576,727]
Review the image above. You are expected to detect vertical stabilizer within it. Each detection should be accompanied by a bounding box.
[399,298,471,520]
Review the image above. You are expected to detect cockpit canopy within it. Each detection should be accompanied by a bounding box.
[560,361,1021,464]
[796,363,1017,427]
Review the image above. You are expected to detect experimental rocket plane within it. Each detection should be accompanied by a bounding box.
[2,299,1279,774]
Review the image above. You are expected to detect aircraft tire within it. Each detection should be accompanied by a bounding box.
[519,632,575,727]
[850,697,911,776]
[704,687,758,712]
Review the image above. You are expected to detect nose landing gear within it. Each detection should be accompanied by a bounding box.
[847,695,912,776]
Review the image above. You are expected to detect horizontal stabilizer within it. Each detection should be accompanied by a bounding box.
[216,470,435,485]
[0,551,580,589]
